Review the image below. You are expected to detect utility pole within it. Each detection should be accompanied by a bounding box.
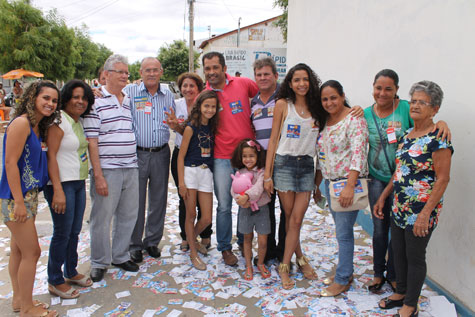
[237,17,241,47]
[188,0,195,72]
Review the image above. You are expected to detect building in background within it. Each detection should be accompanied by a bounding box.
[197,16,286,80]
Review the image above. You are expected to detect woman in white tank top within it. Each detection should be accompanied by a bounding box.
[264,63,328,289]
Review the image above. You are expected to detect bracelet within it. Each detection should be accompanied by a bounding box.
[263,177,272,183]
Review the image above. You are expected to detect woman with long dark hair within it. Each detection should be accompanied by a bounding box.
[264,63,327,289]
[0,80,60,317]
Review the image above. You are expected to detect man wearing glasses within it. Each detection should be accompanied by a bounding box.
[126,57,176,263]
[84,54,140,282]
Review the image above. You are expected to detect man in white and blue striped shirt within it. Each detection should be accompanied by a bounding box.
[126,57,176,263]
[84,54,140,282]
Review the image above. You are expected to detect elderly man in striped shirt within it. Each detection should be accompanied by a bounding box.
[126,57,176,263]
[84,54,140,282]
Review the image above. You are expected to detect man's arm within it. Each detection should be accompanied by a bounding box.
[88,138,108,196]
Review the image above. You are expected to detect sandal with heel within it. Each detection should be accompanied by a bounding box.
[278,263,295,290]
[296,256,318,280]
[190,255,207,270]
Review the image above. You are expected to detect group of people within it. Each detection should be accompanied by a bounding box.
[0,50,453,317]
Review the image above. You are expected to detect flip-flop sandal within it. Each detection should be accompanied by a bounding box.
[257,264,271,279]
[12,299,50,313]
[65,275,93,287]
[243,266,253,281]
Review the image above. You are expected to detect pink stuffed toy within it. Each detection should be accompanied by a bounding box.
[231,171,259,212]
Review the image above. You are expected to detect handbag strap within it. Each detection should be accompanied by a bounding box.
[371,105,394,172]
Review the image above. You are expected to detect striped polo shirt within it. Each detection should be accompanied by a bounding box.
[250,84,280,150]
[125,82,176,148]
[83,86,138,169]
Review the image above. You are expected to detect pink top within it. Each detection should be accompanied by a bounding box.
[206,74,258,159]
[231,167,271,207]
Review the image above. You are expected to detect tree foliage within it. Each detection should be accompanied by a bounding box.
[273,0,288,42]
[157,40,200,82]
[0,0,112,81]
[129,61,141,82]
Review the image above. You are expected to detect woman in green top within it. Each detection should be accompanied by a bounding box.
[363,69,450,292]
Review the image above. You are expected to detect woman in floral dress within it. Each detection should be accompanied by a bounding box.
[374,81,453,317]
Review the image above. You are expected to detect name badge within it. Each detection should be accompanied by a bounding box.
[145,102,152,114]
[286,124,301,138]
[230,100,243,114]
[41,142,48,152]
[386,127,397,144]
[134,96,148,111]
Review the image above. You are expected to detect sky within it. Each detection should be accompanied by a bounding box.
[31,0,283,63]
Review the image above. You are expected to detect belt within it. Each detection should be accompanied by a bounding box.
[137,144,167,152]
[190,163,208,169]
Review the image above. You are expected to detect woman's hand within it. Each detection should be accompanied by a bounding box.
[235,194,249,207]
[52,190,66,214]
[349,105,364,118]
[313,188,322,204]
[338,185,354,208]
[264,179,274,195]
[165,108,179,130]
[433,120,452,142]
[413,213,430,237]
[179,186,188,200]
[373,198,386,219]
[13,203,27,223]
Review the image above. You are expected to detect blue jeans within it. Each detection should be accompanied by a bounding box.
[368,176,396,281]
[213,158,236,252]
[325,180,359,285]
[44,181,86,285]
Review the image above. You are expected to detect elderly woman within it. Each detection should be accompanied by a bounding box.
[374,81,453,317]
[168,72,211,253]
[315,80,369,296]
[0,81,60,317]
[364,70,450,292]
[45,80,94,299]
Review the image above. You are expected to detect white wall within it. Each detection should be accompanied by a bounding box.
[287,0,475,310]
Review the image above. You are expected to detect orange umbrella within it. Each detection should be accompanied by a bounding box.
[2,69,44,80]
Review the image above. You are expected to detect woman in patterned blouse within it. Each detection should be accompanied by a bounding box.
[314,80,369,296]
[373,81,453,317]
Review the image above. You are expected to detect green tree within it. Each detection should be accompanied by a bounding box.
[274,0,288,42]
[96,43,113,76]
[129,61,141,81]
[157,40,199,81]
[0,0,112,81]
[73,25,100,80]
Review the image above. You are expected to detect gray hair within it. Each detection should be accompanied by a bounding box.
[140,57,163,71]
[104,54,128,71]
[253,57,277,75]
[409,80,444,107]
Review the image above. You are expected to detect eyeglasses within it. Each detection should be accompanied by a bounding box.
[409,99,432,107]
[143,68,161,74]
[108,70,130,77]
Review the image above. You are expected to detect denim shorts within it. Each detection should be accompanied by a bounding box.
[273,154,315,192]
[0,189,38,223]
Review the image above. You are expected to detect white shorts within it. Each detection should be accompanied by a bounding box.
[184,166,213,193]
